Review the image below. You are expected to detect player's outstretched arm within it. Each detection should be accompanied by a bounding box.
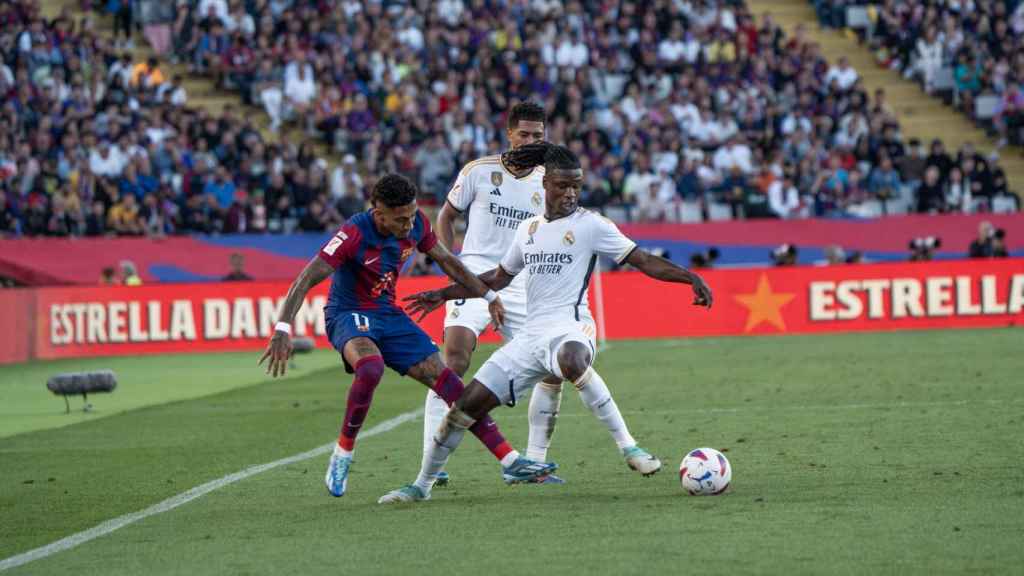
[421,244,511,328]
[403,264,516,323]
[624,249,713,309]
[259,257,334,377]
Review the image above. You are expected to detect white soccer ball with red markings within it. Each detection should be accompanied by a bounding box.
[679,447,731,495]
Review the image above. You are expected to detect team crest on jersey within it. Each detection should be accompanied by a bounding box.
[531,191,542,206]
[400,246,414,261]
[526,220,539,245]
[450,307,460,319]
[491,171,503,187]
[563,231,575,246]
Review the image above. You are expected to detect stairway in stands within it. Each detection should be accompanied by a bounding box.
[747,0,1024,193]
[39,0,333,166]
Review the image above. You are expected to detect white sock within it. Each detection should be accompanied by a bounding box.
[413,409,473,492]
[422,390,449,455]
[526,380,563,461]
[333,443,353,459]
[499,450,521,468]
[574,368,636,451]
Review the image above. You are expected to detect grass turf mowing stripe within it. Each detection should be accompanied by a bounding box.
[0,408,422,573]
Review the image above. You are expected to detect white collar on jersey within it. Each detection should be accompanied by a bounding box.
[542,207,583,223]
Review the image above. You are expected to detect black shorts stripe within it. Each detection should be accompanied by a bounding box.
[575,255,598,321]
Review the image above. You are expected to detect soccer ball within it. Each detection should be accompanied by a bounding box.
[679,447,731,495]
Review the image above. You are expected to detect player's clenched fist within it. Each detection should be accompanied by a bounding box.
[259,330,293,377]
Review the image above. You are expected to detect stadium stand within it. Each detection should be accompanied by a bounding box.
[808,1,1024,184]
[0,0,1019,244]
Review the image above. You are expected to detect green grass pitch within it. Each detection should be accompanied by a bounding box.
[1,329,1023,575]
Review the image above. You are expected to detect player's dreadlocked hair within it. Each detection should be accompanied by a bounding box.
[371,174,418,207]
[504,142,581,172]
[507,101,546,129]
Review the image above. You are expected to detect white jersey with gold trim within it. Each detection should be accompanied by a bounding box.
[446,155,546,276]
[500,208,636,332]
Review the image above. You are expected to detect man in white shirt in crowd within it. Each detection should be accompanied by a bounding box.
[768,173,803,219]
[89,139,126,178]
[825,56,859,91]
[623,154,658,203]
[713,134,754,176]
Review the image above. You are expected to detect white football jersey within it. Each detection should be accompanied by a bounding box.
[500,208,637,331]
[446,155,546,277]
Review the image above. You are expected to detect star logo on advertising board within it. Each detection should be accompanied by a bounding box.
[734,274,796,332]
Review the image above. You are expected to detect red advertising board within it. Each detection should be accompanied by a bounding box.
[7,258,1023,363]
[599,258,1024,339]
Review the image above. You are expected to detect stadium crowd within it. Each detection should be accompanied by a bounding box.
[814,0,1024,149]
[0,0,1019,239]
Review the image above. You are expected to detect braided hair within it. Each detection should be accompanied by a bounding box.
[504,142,581,172]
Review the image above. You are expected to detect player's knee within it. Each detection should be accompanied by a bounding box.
[539,376,563,393]
[556,342,591,383]
[354,355,385,387]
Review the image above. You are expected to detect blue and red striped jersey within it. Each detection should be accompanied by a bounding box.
[318,209,438,314]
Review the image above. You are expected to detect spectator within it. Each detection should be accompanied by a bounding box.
[330,155,365,218]
[945,168,971,213]
[868,155,902,205]
[413,135,455,202]
[768,174,802,219]
[635,181,668,222]
[624,155,657,204]
[130,57,166,89]
[89,140,126,178]
[994,83,1024,148]
[120,260,143,286]
[222,253,253,281]
[204,166,236,210]
[108,193,142,236]
[968,221,1009,258]
[712,135,754,176]
[917,166,945,213]
[913,27,944,93]
[825,57,859,92]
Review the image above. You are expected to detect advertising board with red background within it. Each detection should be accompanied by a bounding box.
[2,258,1020,364]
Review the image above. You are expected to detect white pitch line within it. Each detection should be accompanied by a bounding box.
[0,409,422,573]
[557,398,1020,418]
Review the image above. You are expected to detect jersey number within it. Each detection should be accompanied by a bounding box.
[351,313,370,332]
[323,231,349,256]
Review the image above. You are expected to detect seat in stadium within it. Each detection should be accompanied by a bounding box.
[707,202,733,221]
[678,201,704,223]
[974,94,1001,121]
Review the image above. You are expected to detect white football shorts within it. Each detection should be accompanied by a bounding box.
[473,319,597,407]
[443,283,528,341]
